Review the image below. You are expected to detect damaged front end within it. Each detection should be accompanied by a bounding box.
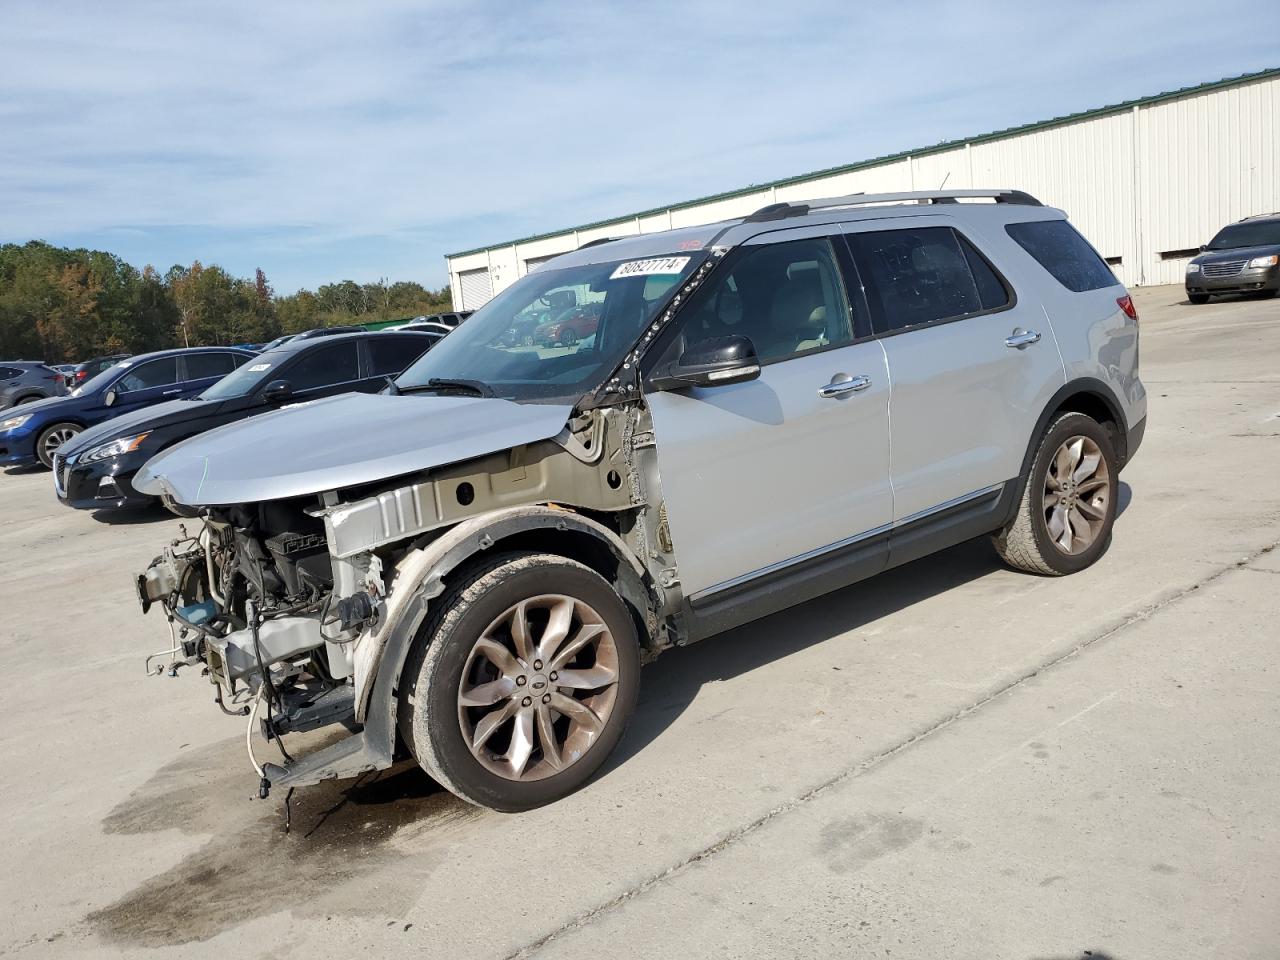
[137,499,388,795]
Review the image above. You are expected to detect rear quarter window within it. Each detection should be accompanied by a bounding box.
[1006,220,1118,292]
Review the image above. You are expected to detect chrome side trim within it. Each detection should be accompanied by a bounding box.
[691,481,1006,603]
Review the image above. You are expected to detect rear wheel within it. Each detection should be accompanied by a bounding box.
[993,412,1118,576]
[1188,293,1210,305]
[36,422,81,469]
[559,329,578,347]
[398,551,640,811]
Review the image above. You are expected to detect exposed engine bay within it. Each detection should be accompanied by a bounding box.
[138,499,388,791]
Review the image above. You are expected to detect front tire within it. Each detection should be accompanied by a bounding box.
[1187,293,1210,305]
[36,421,82,469]
[993,412,1118,576]
[398,551,641,811]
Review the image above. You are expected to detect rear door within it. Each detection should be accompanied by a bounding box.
[842,217,1065,523]
[363,334,440,391]
[645,230,893,601]
[110,356,183,414]
[180,351,244,396]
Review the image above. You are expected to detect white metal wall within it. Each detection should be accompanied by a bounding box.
[448,72,1280,302]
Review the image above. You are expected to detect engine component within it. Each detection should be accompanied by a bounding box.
[205,615,324,691]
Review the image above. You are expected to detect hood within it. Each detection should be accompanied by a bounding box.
[1193,243,1280,264]
[134,391,574,505]
[62,398,220,457]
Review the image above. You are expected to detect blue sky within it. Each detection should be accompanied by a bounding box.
[1,0,1275,294]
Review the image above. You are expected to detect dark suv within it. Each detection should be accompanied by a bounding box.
[0,362,68,409]
[1185,214,1280,303]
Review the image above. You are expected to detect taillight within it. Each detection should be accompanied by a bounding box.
[1117,294,1138,322]
[75,371,87,382]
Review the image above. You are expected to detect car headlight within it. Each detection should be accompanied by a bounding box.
[1186,263,1200,273]
[81,432,150,464]
[1248,255,1278,268]
[0,413,32,431]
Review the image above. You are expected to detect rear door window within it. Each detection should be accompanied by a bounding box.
[1005,219,1117,292]
[0,367,21,380]
[183,352,238,381]
[368,335,438,376]
[847,227,1008,335]
[117,357,179,391]
[284,341,360,391]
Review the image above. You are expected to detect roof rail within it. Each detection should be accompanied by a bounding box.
[745,188,1042,223]
[577,236,617,250]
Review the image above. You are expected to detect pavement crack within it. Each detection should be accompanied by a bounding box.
[501,536,1280,960]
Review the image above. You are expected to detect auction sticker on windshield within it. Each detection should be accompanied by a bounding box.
[610,256,690,280]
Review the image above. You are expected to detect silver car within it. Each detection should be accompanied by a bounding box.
[133,189,1146,812]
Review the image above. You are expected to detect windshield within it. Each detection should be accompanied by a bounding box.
[396,253,703,402]
[1206,221,1280,250]
[70,361,129,397]
[198,350,289,400]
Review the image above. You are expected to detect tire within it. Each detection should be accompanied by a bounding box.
[398,551,641,811]
[11,394,40,407]
[992,412,1118,576]
[1187,293,1210,305]
[35,421,82,469]
[559,329,578,347]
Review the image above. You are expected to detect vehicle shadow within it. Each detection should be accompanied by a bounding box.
[2,464,47,476]
[607,480,1135,775]
[90,502,175,525]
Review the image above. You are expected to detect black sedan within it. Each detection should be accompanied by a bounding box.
[54,330,441,513]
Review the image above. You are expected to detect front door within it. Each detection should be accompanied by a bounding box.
[645,232,893,600]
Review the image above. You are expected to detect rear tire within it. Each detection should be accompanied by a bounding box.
[398,551,640,811]
[1187,293,1210,305]
[36,422,81,469]
[993,412,1118,576]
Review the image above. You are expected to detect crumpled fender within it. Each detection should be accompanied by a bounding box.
[354,504,648,725]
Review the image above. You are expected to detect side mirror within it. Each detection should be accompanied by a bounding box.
[104,388,119,407]
[1200,244,1207,252]
[650,335,761,391]
[262,379,294,403]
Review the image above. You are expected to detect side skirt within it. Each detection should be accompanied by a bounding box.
[683,481,1016,643]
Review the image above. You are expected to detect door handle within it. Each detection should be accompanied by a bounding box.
[1005,330,1042,348]
[162,388,182,395]
[818,373,872,398]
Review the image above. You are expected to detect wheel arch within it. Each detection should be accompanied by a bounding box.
[356,506,658,757]
[1028,378,1130,472]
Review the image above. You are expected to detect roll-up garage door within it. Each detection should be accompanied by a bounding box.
[458,268,493,310]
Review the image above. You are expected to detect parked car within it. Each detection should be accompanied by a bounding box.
[394,320,455,337]
[0,347,254,469]
[52,363,78,377]
[133,188,1145,812]
[71,353,130,388]
[55,331,440,513]
[1185,213,1280,303]
[258,326,366,353]
[0,361,69,409]
[534,303,602,346]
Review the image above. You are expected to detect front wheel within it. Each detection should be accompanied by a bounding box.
[1187,293,1210,305]
[398,551,641,811]
[36,421,82,469]
[993,412,1118,576]
[559,329,578,347]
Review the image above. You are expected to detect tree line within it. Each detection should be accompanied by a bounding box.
[0,240,453,362]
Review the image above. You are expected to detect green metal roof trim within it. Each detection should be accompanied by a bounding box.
[448,67,1280,259]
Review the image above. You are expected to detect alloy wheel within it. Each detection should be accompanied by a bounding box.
[41,426,80,461]
[1043,435,1111,555]
[456,594,619,782]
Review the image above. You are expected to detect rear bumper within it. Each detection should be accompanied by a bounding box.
[1122,415,1146,470]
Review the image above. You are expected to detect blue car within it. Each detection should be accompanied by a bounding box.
[0,346,256,469]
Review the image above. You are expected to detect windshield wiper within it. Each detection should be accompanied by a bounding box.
[397,378,495,398]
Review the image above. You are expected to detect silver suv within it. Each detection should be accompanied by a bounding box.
[133,189,1146,812]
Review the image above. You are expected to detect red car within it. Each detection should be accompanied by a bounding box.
[533,305,601,346]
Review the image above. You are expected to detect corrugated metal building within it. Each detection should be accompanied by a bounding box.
[446,68,1280,307]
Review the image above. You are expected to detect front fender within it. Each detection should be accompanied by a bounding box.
[353,505,648,730]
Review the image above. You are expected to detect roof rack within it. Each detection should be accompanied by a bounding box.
[577,236,618,250]
[744,188,1042,223]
